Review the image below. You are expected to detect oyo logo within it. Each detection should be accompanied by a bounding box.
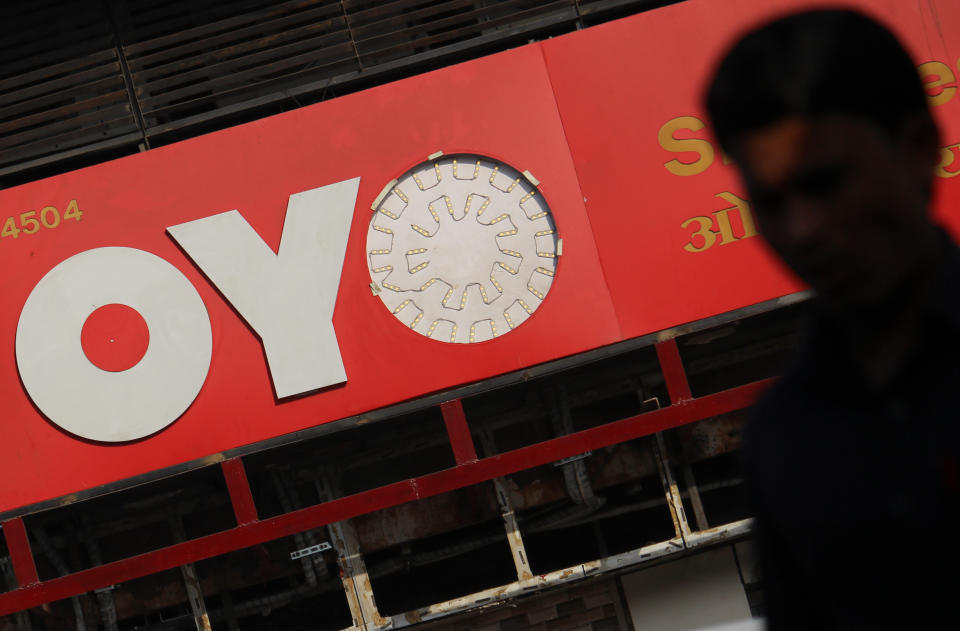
[15,154,559,444]
[16,178,360,442]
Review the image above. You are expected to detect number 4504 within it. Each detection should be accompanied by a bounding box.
[2,199,83,240]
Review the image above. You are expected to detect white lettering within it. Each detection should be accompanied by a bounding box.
[16,247,212,442]
[167,178,359,398]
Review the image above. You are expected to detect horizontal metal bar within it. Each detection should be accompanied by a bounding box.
[0,378,769,614]
[391,519,752,628]
[553,452,592,467]
[685,518,754,549]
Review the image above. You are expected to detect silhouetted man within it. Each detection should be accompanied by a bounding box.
[706,9,960,629]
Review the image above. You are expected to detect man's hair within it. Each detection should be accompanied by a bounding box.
[705,9,931,155]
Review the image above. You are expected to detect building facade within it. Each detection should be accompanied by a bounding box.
[1,1,958,630]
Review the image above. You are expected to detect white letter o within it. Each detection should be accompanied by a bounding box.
[16,247,212,442]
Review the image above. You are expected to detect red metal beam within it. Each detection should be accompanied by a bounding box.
[1,517,39,587]
[221,458,259,526]
[440,399,478,465]
[655,338,693,403]
[0,378,771,615]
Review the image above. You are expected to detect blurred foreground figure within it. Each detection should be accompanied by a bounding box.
[706,10,960,629]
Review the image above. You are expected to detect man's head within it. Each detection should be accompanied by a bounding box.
[706,10,940,308]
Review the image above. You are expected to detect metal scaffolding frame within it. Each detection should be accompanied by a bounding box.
[0,335,768,624]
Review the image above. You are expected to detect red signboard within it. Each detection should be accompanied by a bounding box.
[1,0,958,516]
[542,0,960,338]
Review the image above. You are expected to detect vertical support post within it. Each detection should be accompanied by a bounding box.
[440,399,478,465]
[2,518,39,587]
[607,578,633,631]
[181,560,211,631]
[169,514,211,631]
[32,527,86,630]
[222,457,259,526]
[101,0,151,150]
[222,590,240,631]
[655,338,693,404]
[270,469,322,587]
[0,549,32,630]
[479,430,534,582]
[682,462,710,531]
[82,523,119,631]
[492,477,534,582]
[654,433,691,540]
[655,339,703,535]
[316,473,391,631]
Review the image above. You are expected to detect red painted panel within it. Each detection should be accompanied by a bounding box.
[0,45,619,514]
[541,0,960,338]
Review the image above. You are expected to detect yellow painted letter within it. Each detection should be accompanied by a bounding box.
[659,116,715,176]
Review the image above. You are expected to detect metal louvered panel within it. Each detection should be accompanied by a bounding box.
[117,0,357,130]
[0,0,138,172]
[345,0,579,67]
[117,0,585,138]
[578,0,669,23]
[0,0,678,186]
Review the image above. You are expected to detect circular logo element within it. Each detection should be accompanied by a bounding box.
[367,154,558,343]
[16,247,212,442]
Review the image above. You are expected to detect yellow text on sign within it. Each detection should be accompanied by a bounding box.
[658,59,960,179]
[657,116,731,177]
[936,142,960,178]
[2,199,83,241]
[681,192,758,253]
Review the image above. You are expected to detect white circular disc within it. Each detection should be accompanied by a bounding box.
[367,154,558,343]
[16,247,213,442]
